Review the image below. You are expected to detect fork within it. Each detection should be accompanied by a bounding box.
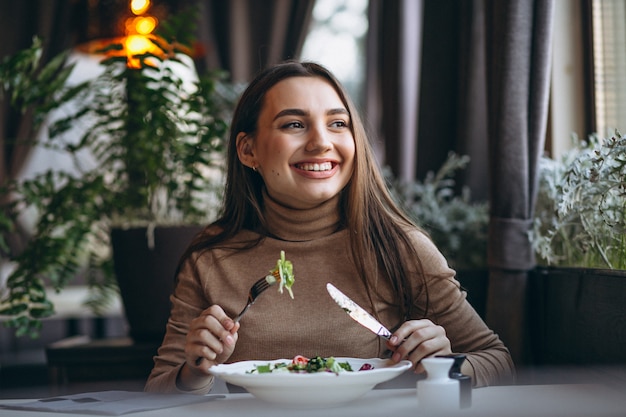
[195,276,275,366]
[233,275,275,323]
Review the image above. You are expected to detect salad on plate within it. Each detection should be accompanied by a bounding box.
[247,355,374,374]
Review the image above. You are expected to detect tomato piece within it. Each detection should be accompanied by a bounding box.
[292,355,309,365]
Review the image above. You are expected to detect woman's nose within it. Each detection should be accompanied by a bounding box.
[305,124,332,152]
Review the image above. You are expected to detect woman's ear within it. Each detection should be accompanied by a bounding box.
[236,132,256,169]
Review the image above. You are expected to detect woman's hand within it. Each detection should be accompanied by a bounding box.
[177,305,240,390]
[386,319,452,373]
[187,305,240,370]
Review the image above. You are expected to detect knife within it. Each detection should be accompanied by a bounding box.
[326,282,393,340]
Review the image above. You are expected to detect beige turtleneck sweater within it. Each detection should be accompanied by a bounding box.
[144,195,515,394]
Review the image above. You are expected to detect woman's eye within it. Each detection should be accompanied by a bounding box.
[330,120,349,128]
[282,121,304,129]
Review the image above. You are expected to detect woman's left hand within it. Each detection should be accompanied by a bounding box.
[386,319,452,373]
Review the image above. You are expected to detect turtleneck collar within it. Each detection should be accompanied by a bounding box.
[262,190,343,241]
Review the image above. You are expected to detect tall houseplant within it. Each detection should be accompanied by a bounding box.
[0,13,235,338]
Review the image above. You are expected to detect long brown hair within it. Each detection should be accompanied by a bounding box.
[180,61,428,321]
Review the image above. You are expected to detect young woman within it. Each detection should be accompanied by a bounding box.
[144,61,515,394]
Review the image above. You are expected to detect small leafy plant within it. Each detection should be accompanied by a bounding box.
[386,153,489,270]
[531,130,626,269]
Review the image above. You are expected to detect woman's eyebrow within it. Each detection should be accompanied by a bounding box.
[327,108,349,116]
[273,107,348,121]
[273,108,308,120]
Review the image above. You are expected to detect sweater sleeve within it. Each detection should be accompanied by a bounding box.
[409,231,516,387]
[144,255,215,394]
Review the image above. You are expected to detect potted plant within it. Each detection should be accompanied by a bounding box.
[0,11,236,341]
[531,130,626,269]
[528,130,626,365]
[385,153,490,316]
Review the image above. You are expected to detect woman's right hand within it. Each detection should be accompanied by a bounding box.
[178,305,239,389]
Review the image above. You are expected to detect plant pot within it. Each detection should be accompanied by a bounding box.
[529,266,626,365]
[111,225,203,343]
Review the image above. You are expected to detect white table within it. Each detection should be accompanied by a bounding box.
[1,384,625,417]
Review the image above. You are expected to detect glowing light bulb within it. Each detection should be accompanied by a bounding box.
[135,16,157,35]
[125,35,151,55]
[131,0,150,15]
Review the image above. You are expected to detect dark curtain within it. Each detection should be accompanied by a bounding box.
[366,0,402,174]
[369,0,489,201]
[416,1,465,181]
[369,0,554,365]
[484,0,554,365]
[195,0,315,83]
[456,0,489,202]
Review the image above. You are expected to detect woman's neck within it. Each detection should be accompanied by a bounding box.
[262,191,342,241]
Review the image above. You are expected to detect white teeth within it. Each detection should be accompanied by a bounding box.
[298,162,332,171]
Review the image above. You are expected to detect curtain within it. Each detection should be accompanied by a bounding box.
[368,0,489,200]
[484,0,554,365]
[195,0,315,83]
[366,0,423,181]
[368,0,554,365]
[456,0,489,202]
[365,0,401,172]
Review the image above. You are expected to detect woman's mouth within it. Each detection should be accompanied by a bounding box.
[295,162,333,172]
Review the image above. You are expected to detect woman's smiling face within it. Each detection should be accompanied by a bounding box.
[237,76,355,209]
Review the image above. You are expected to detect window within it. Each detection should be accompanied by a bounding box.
[549,1,626,157]
[300,0,369,107]
[591,0,626,138]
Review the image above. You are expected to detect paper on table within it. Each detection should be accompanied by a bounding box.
[0,390,225,416]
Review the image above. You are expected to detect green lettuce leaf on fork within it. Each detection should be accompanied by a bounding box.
[265,250,295,298]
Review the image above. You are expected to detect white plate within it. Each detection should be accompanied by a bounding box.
[209,357,413,408]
